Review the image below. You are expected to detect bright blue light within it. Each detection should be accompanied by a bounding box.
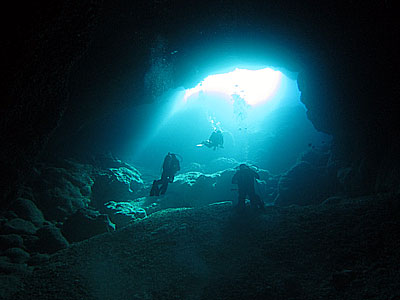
[184,68,282,105]
[128,65,330,175]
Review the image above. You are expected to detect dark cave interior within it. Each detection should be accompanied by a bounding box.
[1,1,400,299]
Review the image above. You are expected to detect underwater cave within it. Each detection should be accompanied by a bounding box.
[1,1,399,299]
[128,66,331,175]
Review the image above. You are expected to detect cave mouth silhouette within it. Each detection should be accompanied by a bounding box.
[127,65,331,174]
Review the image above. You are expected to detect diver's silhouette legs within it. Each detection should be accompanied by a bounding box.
[236,190,246,211]
[150,180,161,196]
[159,178,169,195]
[235,190,264,211]
[250,193,264,211]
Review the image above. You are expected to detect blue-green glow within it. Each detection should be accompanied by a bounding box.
[128,66,330,174]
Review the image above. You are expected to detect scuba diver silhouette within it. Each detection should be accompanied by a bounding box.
[232,164,264,211]
[150,152,181,196]
[198,129,224,150]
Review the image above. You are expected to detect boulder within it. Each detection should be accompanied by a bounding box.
[9,198,45,226]
[2,218,37,235]
[92,152,142,173]
[62,208,115,243]
[3,211,18,220]
[27,253,50,266]
[181,162,204,173]
[0,261,31,275]
[299,146,331,167]
[103,201,146,228]
[91,165,144,208]
[3,247,30,264]
[158,170,236,209]
[91,152,125,169]
[31,160,94,221]
[204,157,240,174]
[274,161,333,206]
[17,186,35,201]
[0,234,24,250]
[21,235,40,253]
[35,224,69,254]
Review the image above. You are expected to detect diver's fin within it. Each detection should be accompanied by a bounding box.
[150,180,160,196]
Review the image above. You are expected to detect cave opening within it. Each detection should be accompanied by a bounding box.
[125,65,331,175]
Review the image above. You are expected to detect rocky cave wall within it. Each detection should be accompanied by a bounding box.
[2,1,399,207]
[1,1,103,207]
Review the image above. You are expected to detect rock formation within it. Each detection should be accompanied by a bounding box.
[1,1,399,299]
